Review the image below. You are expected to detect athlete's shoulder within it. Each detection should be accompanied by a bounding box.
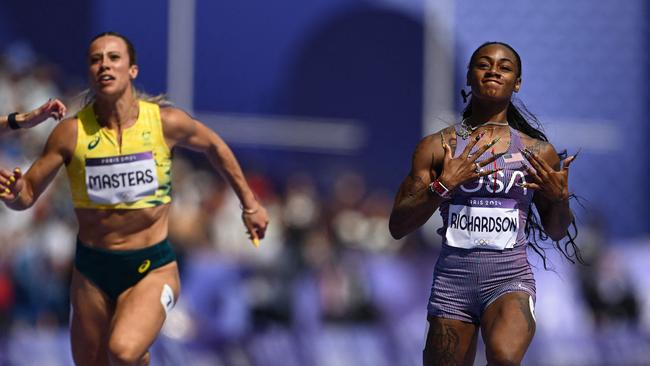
[432,124,457,137]
[159,106,192,124]
[159,107,199,146]
[423,125,457,145]
[42,116,78,159]
[50,116,78,139]
[425,125,458,154]
[517,132,559,166]
[518,133,555,154]
[409,125,456,171]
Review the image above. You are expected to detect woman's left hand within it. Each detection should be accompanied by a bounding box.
[241,205,269,247]
[519,148,578,203]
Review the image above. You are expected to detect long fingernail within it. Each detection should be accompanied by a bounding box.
[9,176,15,183]
[252,238,260,247]
[488,136,501,147]
[573,148,582,160]
[3,188,9,194]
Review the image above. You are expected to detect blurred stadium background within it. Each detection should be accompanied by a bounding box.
[1,0,649,365]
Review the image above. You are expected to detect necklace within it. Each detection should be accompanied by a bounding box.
[456,119,509,140]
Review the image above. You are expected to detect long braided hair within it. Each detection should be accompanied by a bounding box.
[462,42,584,268]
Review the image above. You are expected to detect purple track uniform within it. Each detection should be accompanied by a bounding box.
[427,124,536,324]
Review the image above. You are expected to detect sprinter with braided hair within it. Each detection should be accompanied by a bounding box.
[390,42,580,365]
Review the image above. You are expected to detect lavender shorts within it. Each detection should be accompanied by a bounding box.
[427,244,536,324]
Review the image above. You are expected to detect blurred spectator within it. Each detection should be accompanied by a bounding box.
[577,213,640,328]
[5,187,73,330]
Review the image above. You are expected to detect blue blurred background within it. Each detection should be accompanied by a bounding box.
[0,0,649,365]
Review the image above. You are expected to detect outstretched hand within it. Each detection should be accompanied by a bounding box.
[437,130,504,190]
[20,98,67,129]
[241,205,269,247]
[519,148,578,203]
[0,168,23,204]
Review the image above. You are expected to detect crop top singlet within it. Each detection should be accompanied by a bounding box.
[66,100,172,210]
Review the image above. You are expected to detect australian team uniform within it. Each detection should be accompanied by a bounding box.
[66,100,176,300]
[427,124,536,324]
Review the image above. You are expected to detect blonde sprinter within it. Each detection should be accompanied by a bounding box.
[0,32,269,366]
[0,98,66,134]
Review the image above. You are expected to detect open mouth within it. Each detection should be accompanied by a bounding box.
[98,74,116,84]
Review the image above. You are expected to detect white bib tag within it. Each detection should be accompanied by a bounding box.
[160,283,175,316]
[445,197,519,250]
[85,152,159,204]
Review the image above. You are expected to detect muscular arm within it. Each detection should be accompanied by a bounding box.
[160,107,258,210]
[527,139,573,241]
[5,118,76,210]
[389,130,452,239]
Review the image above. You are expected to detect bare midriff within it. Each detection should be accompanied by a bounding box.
[75,204,170,250]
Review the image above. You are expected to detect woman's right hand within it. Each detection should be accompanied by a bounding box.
[437,130,502,190]
[0,168,23,204]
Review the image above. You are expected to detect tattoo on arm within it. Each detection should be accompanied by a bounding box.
[528,138,562,170]
[516,296,536,334]
[424,322,461,366]
[526,139,548,155]
[407,175,427,198]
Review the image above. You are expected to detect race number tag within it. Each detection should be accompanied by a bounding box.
[445,197,519,250]
[85,152,158,204]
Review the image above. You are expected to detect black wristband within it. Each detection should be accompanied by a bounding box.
[7,113,20,130]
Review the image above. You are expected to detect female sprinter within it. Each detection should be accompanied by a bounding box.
[0,32,268,365]
[390,42,579,366]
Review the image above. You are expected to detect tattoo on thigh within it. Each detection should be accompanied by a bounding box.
[426,323,461,366]
[516,296,535,334]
